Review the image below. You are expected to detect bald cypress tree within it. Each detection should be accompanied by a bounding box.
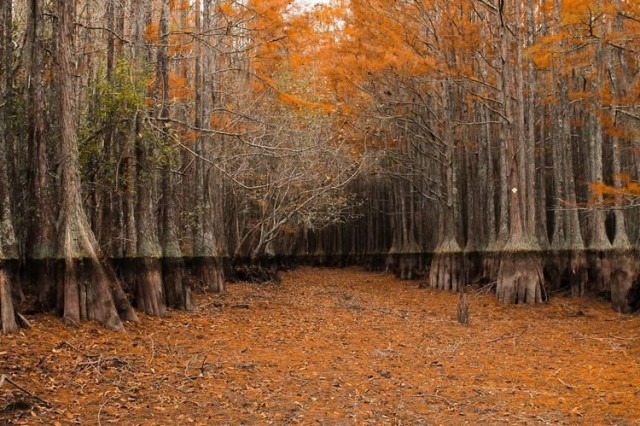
[53,0,137,329]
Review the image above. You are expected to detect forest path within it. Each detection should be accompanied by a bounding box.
[2,267,640,424]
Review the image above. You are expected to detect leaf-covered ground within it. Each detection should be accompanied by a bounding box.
[2,267,640,425]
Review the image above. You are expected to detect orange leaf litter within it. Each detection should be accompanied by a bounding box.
[2,267,640,424]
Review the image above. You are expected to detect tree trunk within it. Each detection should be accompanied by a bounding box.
[54,0,137,329]
[429,79,465,292]
[606,13,631,249]
[0,0,19,334]
[119,0,143,298]
[537,0,587,296]
[133,131,166,316]
[192,0,225,292]
[158,0,191,310]
[131,1,166,317]
[396,180,420,280]
[587,35,612,251]
[26,0,56,309]
[495,0,545,304]
[161,162,191,310]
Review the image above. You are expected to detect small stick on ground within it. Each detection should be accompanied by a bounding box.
[486,326,529,343]
[58,340,99,357]
[16,313,31,329]
[200,354,208,376]
[232,303,250,309]
[199,300,224,309]
[457,284,469,325]
[558,378,576,390]
[148,335,155,365]
[0,374,51,407]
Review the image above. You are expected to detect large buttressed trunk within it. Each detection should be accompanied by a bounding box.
[25,0,56,308]
[54,0,137,329]
[495,0,545,304]
[192,0,225,293]
[429,79,466,292]
[131,0,166,317]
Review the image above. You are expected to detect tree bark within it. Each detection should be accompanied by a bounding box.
[495,0,545,304]
[26,0,56,308]
[131,1,166,317]
[0,0,19,334]
[54,0,137,329]
[193,0,225,292]
[429,79,465,292]
[158,0,192,310]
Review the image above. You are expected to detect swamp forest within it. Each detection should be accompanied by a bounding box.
[1,0,640,423]
[0,0,639,329]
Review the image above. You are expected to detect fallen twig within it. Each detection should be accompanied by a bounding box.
[232,303,250,309]
[57,341,99,357]
[486,326,528,343]
[148,335,155,365]
[558,378,576,390]
[199,300,224,309]
[0,374,51,407]
[76,356,129,371]
[97,390,116,426]
[16,313,31,329]
[200,354,208,376]
[410,392,457,407]
[472,281,496,295]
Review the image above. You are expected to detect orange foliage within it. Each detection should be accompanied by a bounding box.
[168,73,189,101]
[277,93,333,113]
[591,173,640,203]
[183,130,197,142]
[133,0,639,159]
[219,2,235,16]
[210,113,231,130]
[145,22,159,43]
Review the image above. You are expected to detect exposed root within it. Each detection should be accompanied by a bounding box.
[609,253,639,313]
[568,252,589,297]
[428,251,466,292]
[482,252,500,283]
[233,263,278,284]
[544,252,588,297]
[384,252,395,274]
[163,257,192,310]
[133,257,166,317]
[194,257,225,291]
[396,254,421,280]
[587,251,612,295]
[496,252,546,304]
[110,263,138,322]
[0,268,18,334]
[57,259,133,330]
[31,259,55,310]
[364,254,386,272]
[312,248,327,267]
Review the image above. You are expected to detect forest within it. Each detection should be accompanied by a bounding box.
[1,0,640,423]
[0,0,639,329]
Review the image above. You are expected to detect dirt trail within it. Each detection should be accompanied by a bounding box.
[2,267,640,424]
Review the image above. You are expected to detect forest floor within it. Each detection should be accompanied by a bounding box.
[2,267,640,425]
